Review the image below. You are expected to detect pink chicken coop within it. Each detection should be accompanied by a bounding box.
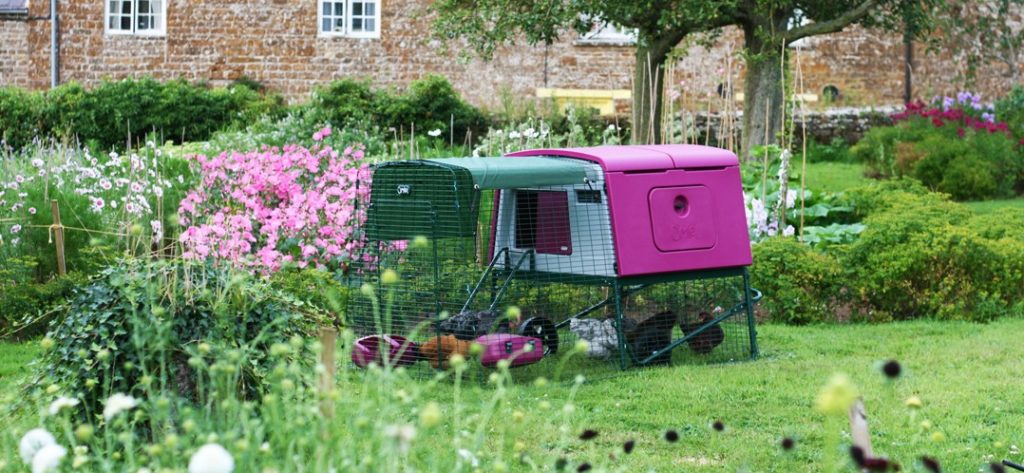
[349,145,760,373]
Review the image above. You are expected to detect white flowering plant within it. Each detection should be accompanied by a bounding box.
[0,139,194,281]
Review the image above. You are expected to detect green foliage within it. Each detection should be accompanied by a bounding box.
[269,268,350,325]
[850,124,927,178]
[312,75,486,144]
[751,237,844,325]
[842,178,932,218]
[0,272,88,340]
[0,87,46,151]
[843,194,1019,322]
[39,259,323,414]
[312,78,378,127]
[1,79,285,151]
[803,137,854,163]
[995,86,1024,138]
[968,207,1024,241]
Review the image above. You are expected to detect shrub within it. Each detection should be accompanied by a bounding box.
[751,237,844,324]
[854,93,1024,200]
[311,75,486,145]
[842,179,938,218]
[0,272,88,340]
[177,135,405,272]
[804,137,854,163]
[995,85,1024,139]
[968,208,1024,241]
[0,87,46,151]
[843,198,1011,321]
[269,268,350,324]
[2,79,285,151]
[312,78,378,127]
[39,259,323,413]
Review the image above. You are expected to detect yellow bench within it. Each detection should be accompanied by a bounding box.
[536,88,632,116]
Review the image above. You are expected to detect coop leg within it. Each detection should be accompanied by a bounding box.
[743,268,759,359]
[612,281,628,370]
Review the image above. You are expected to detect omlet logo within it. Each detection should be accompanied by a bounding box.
[397,185,410,195]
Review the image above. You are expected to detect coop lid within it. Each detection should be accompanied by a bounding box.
[507,145,738,171]
[427,157,590,189]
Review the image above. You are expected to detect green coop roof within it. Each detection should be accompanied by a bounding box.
[427,157,591,189]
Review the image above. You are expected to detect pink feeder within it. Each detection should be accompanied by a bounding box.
[351,335,419,368]
[475,334,544,368]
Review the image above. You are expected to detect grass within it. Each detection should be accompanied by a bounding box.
[5,319,1023,471]
[966,197,1024,215]
[797,162,871,194]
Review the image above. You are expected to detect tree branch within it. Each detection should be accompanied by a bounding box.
[783,0,878,44]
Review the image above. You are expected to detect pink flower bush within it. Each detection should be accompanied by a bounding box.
[892,93,1013,138]
[178,132,393,272]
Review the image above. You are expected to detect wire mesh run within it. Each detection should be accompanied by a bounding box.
[346,158,758,379]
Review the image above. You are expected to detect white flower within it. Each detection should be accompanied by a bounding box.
[508,131,521,139]
[153,186,164,198]
[19,428,56,464]
[523,127,537,138]
[457,448,480,467]
[188,443,235,473]
[31,444,66,473]
[28,207,36,215]
[31,158,44,168]
[90,197,105,213]
[427,129,442,137]
[102,393,138,421]
[383,424,416,454]
[10,224,21,234]
[48,396,80,416]
[783,225,795,237]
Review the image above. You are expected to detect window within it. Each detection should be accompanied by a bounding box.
[106,0,165,36]
[576,18,636,46]
[515,190,572,256]
[319,0,380,38]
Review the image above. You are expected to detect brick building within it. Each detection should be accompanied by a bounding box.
[1,0,1021,112]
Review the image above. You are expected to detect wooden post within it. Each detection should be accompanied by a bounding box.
[50,200,66,276]
[318,327,338,418]
[848,397,873,457]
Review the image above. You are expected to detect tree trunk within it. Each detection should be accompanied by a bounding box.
[741,26,785,158]
[631,33,680,145]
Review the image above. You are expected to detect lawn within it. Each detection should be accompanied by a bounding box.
[966,197,1024,215]
[798,162,871,193]
[4,319,1022,471]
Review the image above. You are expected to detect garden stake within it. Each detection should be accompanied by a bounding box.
[319,326,338,418]
[849,397,873,457]
[50,199,66,276]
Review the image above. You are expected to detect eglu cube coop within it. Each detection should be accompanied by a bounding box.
[348,145,760,375]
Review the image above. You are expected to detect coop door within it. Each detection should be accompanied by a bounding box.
[648,185,717,252]
[514,190,572,255]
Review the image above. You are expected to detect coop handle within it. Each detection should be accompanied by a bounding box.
[1004,460,1024,472]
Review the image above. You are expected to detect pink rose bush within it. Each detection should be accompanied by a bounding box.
[178,130,395,272]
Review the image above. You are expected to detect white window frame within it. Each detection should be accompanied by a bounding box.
[317,0,380,39]
[104,0,167,37]
[576,18,636,46]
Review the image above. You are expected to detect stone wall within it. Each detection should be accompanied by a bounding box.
[0,1,1021,112]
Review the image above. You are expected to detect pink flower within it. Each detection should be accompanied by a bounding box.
[91,197,105,212]
[28,207,36,215]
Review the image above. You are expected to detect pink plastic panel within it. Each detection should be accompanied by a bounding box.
[507,145,739,172]
[536,191,572,255]
[606,167,752,276]
[648,186,717,252]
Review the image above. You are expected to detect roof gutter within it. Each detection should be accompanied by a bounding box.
[51,0,59,88]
